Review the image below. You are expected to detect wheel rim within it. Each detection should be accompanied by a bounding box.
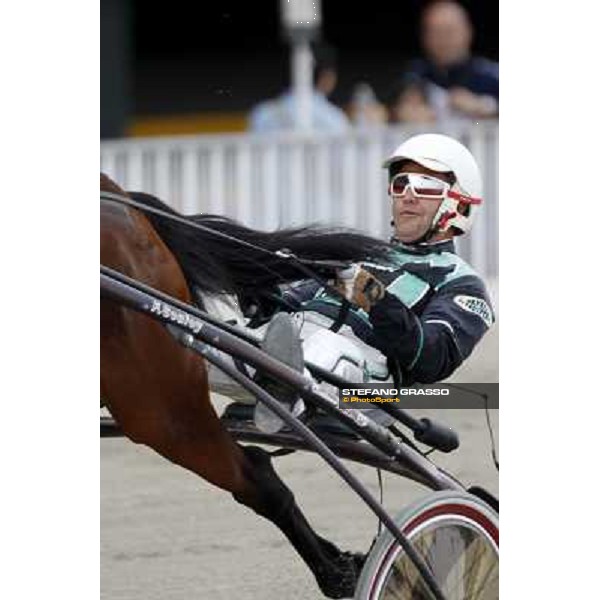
[370,503,499,600]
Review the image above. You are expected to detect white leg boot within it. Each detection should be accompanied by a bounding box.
[253,313,306,433]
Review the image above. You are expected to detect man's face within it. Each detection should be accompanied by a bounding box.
[390,161,454,243]
[422,2,472,67]
[316,69,338,97]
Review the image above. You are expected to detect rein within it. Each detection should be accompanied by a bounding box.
[100,191,354,330]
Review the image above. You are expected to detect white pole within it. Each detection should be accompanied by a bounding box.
[291,39,313,131]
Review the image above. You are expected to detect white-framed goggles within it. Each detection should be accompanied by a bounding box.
[388,172,482,206]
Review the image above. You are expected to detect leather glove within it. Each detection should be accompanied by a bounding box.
[335,265,386,313]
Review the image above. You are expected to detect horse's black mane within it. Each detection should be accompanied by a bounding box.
[128,191,392,299]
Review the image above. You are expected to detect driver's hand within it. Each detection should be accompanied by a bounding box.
[335,265,386,313]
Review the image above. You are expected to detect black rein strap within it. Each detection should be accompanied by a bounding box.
[100,191,355,332]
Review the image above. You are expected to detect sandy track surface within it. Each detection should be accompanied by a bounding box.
[102,404,498,599]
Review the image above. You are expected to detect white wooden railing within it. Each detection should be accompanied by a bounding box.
[101,122,498,277]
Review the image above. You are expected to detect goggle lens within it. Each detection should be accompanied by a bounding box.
[389,173,448,198]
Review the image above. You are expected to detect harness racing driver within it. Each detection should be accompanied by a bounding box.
[211,133,495,431]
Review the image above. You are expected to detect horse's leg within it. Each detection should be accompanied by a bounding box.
[232,445,364,599]
[102,320,362,597]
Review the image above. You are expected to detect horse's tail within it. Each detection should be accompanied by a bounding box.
[128,192,392,296]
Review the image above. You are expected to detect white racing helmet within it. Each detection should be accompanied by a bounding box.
[383,133,483,236]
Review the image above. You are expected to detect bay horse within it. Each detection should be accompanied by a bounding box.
[100,173,392,598]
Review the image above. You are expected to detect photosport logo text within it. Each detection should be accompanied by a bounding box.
[340,387,450,405]
[337,384,498,409]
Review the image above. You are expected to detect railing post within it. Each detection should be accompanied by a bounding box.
[151,147,171,206]
[288,139,306,226]
[181,145,200,215]
[126,147,144,192]
[100,148,118,182]
[365,133,387,238]
[208,146,226,215]
[314,140,331,224]
[467,127,488,277]
[262,142,280,230]
[235,142,252,226]
[340,138,358,228]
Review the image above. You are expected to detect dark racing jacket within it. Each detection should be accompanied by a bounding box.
[282,239,494,385]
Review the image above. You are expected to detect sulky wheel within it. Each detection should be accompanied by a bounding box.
[354,490,499,600]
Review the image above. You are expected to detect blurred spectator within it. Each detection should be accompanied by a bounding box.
[404,0,499,121]
[388,74,436,124]
[249,44,350,133]
[347,82,388,128]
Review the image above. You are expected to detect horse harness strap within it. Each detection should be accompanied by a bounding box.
[101,191,356,333]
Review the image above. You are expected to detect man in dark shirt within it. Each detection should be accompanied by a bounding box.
[283,133,494,386]
[405,0,498,119]
[256,133,495,431]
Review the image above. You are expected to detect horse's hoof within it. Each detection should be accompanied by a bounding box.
[316,552,362,599]
[351,551,367,576]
